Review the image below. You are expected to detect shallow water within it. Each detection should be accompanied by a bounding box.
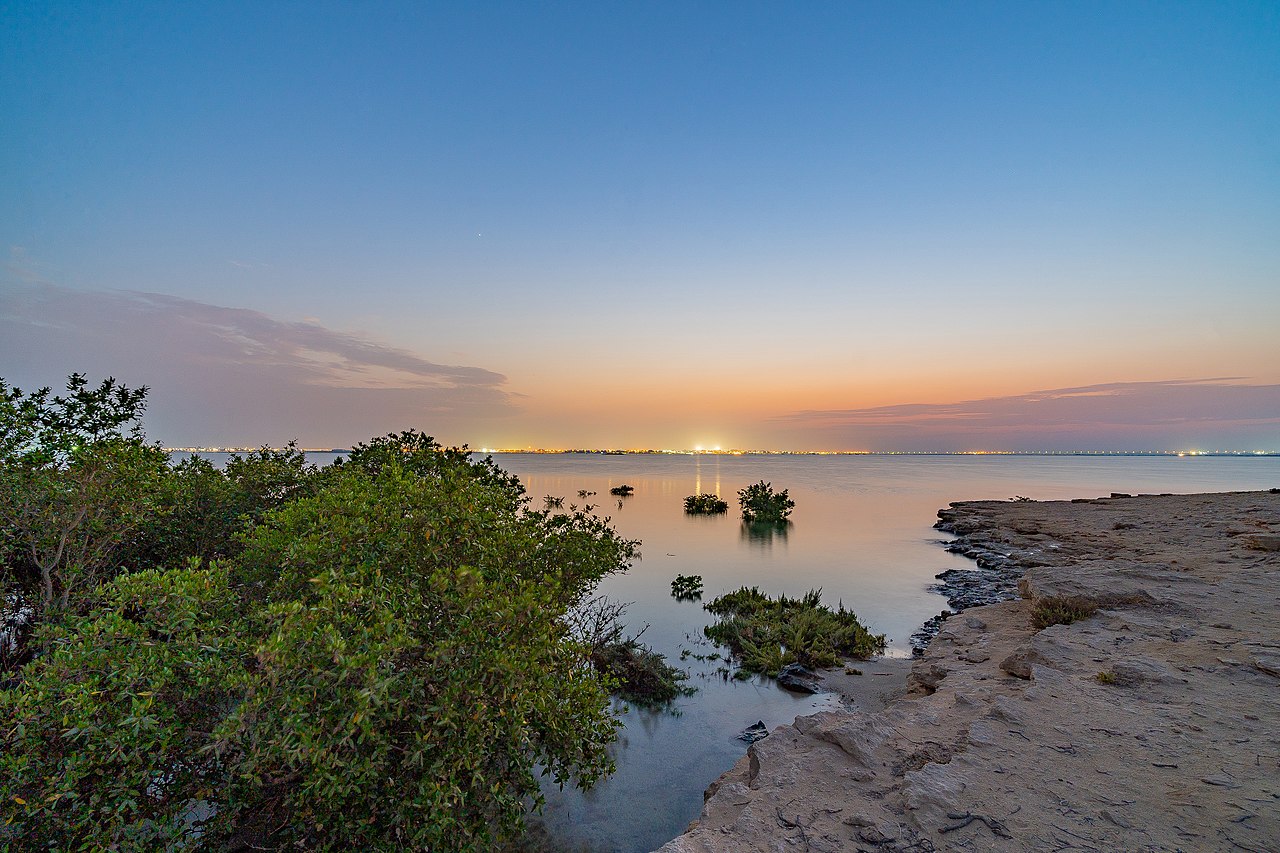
[487,453,1279,852]
[183,451,1280,851]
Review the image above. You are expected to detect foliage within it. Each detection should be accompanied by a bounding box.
[590,638,693,708]
[1096,670,1117,684]
[114,444,321,572]
[2,372,643,850]
[703,587,884,675]
[737,481,794,523]
[341,429,525,512]
[570,596,691,709]
[222,462,634,850]
[683,493,728,514]
[0,373,148,464]
[1031,596,1098,630]
[670,574,704,601]
[1,375,169,614]
[609,484,634,496]
[0,563,248,849]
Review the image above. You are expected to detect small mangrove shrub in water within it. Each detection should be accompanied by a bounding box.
[737,481,794,524]
[683,493,728,514]
[591,638,694,707]
[702,587,885,676]
[571,596,692,709]
[609,484,635,496]
[670,574,704,601]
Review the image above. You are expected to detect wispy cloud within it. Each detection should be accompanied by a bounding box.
[0,283,517,446]
[777,380,1280,450]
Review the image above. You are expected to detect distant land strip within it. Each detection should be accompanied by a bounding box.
[163,448,1278,457]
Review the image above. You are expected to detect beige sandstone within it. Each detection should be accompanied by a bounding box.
[657,491,1280,852]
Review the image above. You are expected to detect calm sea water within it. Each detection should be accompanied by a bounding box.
[183,452,1280,852]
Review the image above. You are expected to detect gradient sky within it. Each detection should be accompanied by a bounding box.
[2,1,1278,450]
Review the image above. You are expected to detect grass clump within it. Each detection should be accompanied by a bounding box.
[1031,596,1099,630]
[738,481,794,523]
[684,493,729,514]
[1096,670,1116,684]
[703,587,884,676]
[670,574,704,601]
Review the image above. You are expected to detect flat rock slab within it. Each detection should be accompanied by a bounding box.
[658,490,1280,853]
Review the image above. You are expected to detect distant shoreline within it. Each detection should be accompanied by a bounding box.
[164,448,1279,457]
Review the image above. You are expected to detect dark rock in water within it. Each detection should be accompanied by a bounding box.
[910,611,953,657]
[912,523,1030,656]
[739,720,769,744]
[776,662,824,694]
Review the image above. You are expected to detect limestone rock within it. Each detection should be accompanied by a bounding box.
[658,491,1280,853]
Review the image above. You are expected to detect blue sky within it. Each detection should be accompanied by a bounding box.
[2,2,1278,449]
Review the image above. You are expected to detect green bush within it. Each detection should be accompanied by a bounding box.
[1,375,170,616]
[1,375,642,851]
[683,494,728,514]
[114,444,322,573]
[703,587,884,675]
[222,462,634,850]
[0,563,248,848]
[737,481,794,523]
[590,637,693,708]
[670,573,704,601]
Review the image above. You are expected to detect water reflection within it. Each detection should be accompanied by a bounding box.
[739,519,791,550]
[693,456,723,502]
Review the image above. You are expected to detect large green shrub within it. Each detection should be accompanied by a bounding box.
[2,375,645,849]
[0,563,248,849]
[221,463,632,850]
[115,444,321,572]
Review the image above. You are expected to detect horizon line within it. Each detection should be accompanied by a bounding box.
[163,447,1280,457]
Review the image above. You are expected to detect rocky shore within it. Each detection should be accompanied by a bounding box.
[658,490,1280,852]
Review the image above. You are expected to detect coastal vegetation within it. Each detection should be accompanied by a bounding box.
[572,596,692,708]
[703,587,885,676]
[684,493,728,514]
[609,484,635,496]
[1031,595,1099,630]
[737,481,794,524]
[0,374,657,851]
[670,573,704,601]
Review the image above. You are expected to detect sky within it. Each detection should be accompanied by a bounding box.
[2,1,1278,451]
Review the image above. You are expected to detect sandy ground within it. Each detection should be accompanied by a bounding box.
[657,490,1280,852]
[821,657,913,714]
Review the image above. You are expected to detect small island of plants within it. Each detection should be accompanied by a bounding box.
[670,573,704,601]
[702,587,885,676]
[684,493,729,514]
[738,480,795,523]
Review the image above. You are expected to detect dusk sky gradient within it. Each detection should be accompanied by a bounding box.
[3,1,1278,450]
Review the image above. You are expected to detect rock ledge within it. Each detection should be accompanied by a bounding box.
[657,490,1280,852]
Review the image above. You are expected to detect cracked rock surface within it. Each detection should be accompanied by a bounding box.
[656,491,1280,852]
